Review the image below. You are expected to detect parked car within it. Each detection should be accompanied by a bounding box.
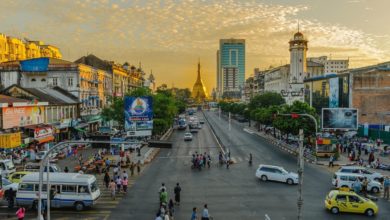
[184,132,193,141]
[24,162,61,172]
[324,189,378,216]
[337,166,383,182]
[1,177,19,191]
[35,151,58,161]
[332,172,381,193]
[0,159,16,178]
[255,164,298,185]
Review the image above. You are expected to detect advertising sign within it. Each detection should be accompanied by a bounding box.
[322,108,358,130]
[329,77,339,108]
[126,130,152,137]
[2,106,44,129]
[20,58,49,72]
[34,127,53,139]
[124,96,153,131]
[0,132,21,148]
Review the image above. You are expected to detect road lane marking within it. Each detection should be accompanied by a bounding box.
[243,128,254,134]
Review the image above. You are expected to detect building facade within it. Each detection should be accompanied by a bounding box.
[0,33,62,63]
[308,56,349,74]
[217,39,245,98]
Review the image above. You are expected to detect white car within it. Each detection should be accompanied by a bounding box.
[184,132,193,141]
[332,172,381,193]
[1,177,18,191]
[337,166,383,182]
[256,164,298,185]
[35,151,58,161]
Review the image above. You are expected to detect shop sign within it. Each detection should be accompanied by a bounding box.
[0,132,21,148]
[34,127,53,139]
[2,106,45,129]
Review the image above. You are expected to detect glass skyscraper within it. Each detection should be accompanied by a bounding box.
[217,39,245,98]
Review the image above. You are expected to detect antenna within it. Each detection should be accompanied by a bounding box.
[298,20,300,32]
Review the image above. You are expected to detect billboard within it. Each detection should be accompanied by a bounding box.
[124,96,153,131]
[329,77,339,108]
[2,106,45,129]
[322,108,358,130]
[20,58,49,72]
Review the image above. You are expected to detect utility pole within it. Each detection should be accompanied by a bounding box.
[228,112,231,131]
[218,107,221,120]
[297,128,304,220]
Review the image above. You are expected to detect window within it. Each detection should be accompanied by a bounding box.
[348,195,360,203]
[90,181,98,193]
[31,78,36,82]
[349,176,357,181]
[62,185,76,193]
[41,79,46,82]
[19,183,34,191]
[336,195,347,202]
[52,78,58,86]
[340,176,348,181]
[68,78,73,87]
[78,185,89,193]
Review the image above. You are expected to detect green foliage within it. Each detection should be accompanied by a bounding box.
[249,92,285,110]
[101,97,125,128]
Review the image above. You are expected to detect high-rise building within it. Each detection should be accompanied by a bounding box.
[217,39,245,98]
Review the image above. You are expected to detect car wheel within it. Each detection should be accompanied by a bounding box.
[331,207,339,214]
[365,208,374,217]
[261,175,268,182]
[371,187,379,194]
[286,178,294,185]
[74,202,85,211]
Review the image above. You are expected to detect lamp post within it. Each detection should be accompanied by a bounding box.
[277,113,318,220]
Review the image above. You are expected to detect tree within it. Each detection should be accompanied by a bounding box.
[101,96,125,128]
[248,92,285,110]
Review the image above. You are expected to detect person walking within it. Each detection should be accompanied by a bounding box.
[137,160,141,175]
[191,207,198,220]
[122,177,128,194]
[16,207,25,220]
[160,188,168,205]
[5,188,15,208]
[352,179,362,193]
[109,179,116,200]
[328,155,334,167]
[362,177,369,197]
[104,172,110,189]
[168,199,174,218]
[64,166,69,173]
[130,162,135,176]
[122,170,128,180]
[174,183,181,206]
[201,204,210,220]
[383,176,390,200]
[115,176,122,193]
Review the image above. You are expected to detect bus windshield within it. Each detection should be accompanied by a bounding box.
[90,180,98,193]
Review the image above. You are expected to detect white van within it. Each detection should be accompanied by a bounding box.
[337,166,383,182]
[24,162,61,172]
[332,172,382,193]
[16,172,100,211]
[0,159,16,177]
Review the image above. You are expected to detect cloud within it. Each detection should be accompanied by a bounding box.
[0,0,388,90]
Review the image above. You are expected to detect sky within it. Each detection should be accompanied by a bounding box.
[0,0,389,93]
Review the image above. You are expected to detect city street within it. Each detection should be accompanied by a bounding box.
[110,111,390,220]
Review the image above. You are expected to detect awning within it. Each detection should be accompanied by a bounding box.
[74,127,86,133]
[35,135,55,144]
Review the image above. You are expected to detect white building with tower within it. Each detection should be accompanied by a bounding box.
[283,31,308,105]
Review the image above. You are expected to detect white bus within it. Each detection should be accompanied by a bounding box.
[16,172,100,211]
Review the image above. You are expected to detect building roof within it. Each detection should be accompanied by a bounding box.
[0,94,29,104]
[74,54,112,72]
[307,60,324,67]
[2,85,79,105]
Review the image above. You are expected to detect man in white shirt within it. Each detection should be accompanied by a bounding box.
[201,204,210,220]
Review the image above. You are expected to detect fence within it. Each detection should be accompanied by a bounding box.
[358,127,390,144]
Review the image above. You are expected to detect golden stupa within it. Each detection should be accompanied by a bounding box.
[191,60,208,103]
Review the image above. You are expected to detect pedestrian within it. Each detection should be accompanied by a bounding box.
[109,179,116,200]
[207,154,211,169]
[191,207,197,220]
[103,172,110,189]
[164,212,170,220]
[201,204,210,220]
[130,162,135,176]
[115,176,122,192]
[226,156,230,169]
[105,158,111,172]
[352,179,362,193]
[362,177,369,197]
[122,177,128,194]
[174,183,181,206]
[160,188,168,205]
[5,188,15,208]
[15,207,25,220]
[155,213,163,220]
[328,155,334,167]
[384,176,390,200]
[64,166,69,173]
[137,160,141,175]
[122,170,128,180]
[113,165,119,177]
[168,199,174,218]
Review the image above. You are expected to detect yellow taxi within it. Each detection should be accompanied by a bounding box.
[325,189,378,217]
[8,171,31,183]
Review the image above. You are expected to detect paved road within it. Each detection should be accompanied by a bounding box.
[111,111,390,220]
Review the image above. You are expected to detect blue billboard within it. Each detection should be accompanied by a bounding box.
[124,96,153,131]
[20,58,49,72]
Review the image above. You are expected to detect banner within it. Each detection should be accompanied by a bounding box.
[20,58,49,72]
[0,132,21,148]
[329,77,339,108]
[124,96,153,131]
[2,106,45,129]
[34,126,53,139]
[322,108,358,130]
